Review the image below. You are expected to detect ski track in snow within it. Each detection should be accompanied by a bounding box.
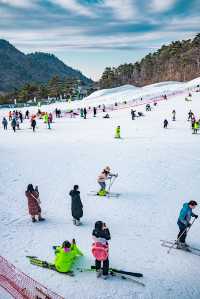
[1,84,200,298]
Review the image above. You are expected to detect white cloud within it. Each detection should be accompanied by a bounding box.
[103,0,137,20]
[0,0,36,8]
[50,0,94,17]
[150,0,177,13]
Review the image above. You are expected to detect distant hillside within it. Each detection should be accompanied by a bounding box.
[0,40,92,92]
[99,33,200,89]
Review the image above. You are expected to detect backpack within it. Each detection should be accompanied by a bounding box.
[91,242,109,261]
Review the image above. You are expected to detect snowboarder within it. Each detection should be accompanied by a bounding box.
[93,107,97,117]
[54,239,83,273]
[31,117,36,132]
[11,118,17,132]
[69,185,83,226]
[97,166,118,196]
[115,126,121,139]
[177,201,198,248]
[131,110,136,120]
[92,221,111,279]
[172,110,176,121]
[2,117,8,130]
[163,119,168,129]
[25,184,45,222]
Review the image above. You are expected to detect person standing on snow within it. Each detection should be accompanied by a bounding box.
[177,201,198,248]
[193,121,199,134]
[92,221,111,279]
[115,126,121,138]
[31,117,36,132]
[93,107,97,117]
[25,184,45,222]
[97,166,117,196]
[131,110,136,120]
[172,110,176,121]
[11,118,17,132]
[69,185,83,226]
[2,117,8,130]
[83,108,87,119]
[163,119,168,129]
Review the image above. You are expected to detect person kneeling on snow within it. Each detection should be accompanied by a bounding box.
[53,239,83,273]
[92,221,111,279]
[97,166,118,196]
[177,201,198,248]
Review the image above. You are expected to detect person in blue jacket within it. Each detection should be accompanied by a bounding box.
[177,200,198,248]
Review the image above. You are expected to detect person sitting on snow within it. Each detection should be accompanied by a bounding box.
[53,239,83,274]
[97,166,118,196]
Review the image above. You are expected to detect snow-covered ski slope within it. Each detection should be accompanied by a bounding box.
[1,79,200,299]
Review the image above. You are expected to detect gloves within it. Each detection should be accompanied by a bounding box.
[194,214,198,219]
[187,223,192,228]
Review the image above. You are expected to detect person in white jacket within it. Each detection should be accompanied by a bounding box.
[97,166,117,196]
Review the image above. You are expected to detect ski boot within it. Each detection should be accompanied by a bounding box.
[97,189,107,196]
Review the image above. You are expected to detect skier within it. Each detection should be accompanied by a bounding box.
[131,110,136,120]
[93,107,97,117]
[54,239,83,273]
[47,115,51,129]
[31,117,36,132]
[69,185,83,226]
[2,117,8,130]
[11,118,17,132]
[177,201,198,248]
[19,111,23,123]
[92,221,111,279]
[97,166,118,196]
[43,113,48,124]
[48,112,53,123]
[115,126,121,139]
[163,119,168,129]
[172,110,176,121]
[8,111,12,121]
[83,108,87,119]
[25,184,45,222]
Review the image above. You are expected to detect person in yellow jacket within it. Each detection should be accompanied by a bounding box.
[115,126,121,138]
[43,113,48,124]
[54,239,83,273]
[193,121,199,134]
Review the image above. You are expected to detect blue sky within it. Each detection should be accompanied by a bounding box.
[0,0,199,80]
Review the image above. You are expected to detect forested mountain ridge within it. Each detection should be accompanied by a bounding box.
[99,34,200,89]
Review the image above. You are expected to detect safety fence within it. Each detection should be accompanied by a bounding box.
[0,256,64,299]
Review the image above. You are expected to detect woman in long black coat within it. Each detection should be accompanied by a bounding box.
[69,185,83,226]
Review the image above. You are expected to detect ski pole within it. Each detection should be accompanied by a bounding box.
[167,218,196,254]
[107,175,117,195]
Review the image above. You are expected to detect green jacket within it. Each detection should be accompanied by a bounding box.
[54,244,83,272]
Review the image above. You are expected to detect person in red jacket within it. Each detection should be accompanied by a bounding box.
[25,184,45,222]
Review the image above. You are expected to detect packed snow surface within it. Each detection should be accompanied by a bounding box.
[1,80,200,299]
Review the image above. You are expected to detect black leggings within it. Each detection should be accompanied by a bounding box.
[95,258,109,275]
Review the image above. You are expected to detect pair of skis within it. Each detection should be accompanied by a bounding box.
[160,240,200,256]
[78,266,145,286]
[26,257,144,286]
[88,191,120,198]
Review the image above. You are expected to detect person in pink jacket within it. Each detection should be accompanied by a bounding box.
[97,166,117,196]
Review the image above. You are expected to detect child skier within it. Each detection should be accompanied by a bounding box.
[54,239,83,273]
[115,126,121,138]
[177,201,198,248]
[69,185,83,226]
[97,166,118,196]
[92,221,111,279]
